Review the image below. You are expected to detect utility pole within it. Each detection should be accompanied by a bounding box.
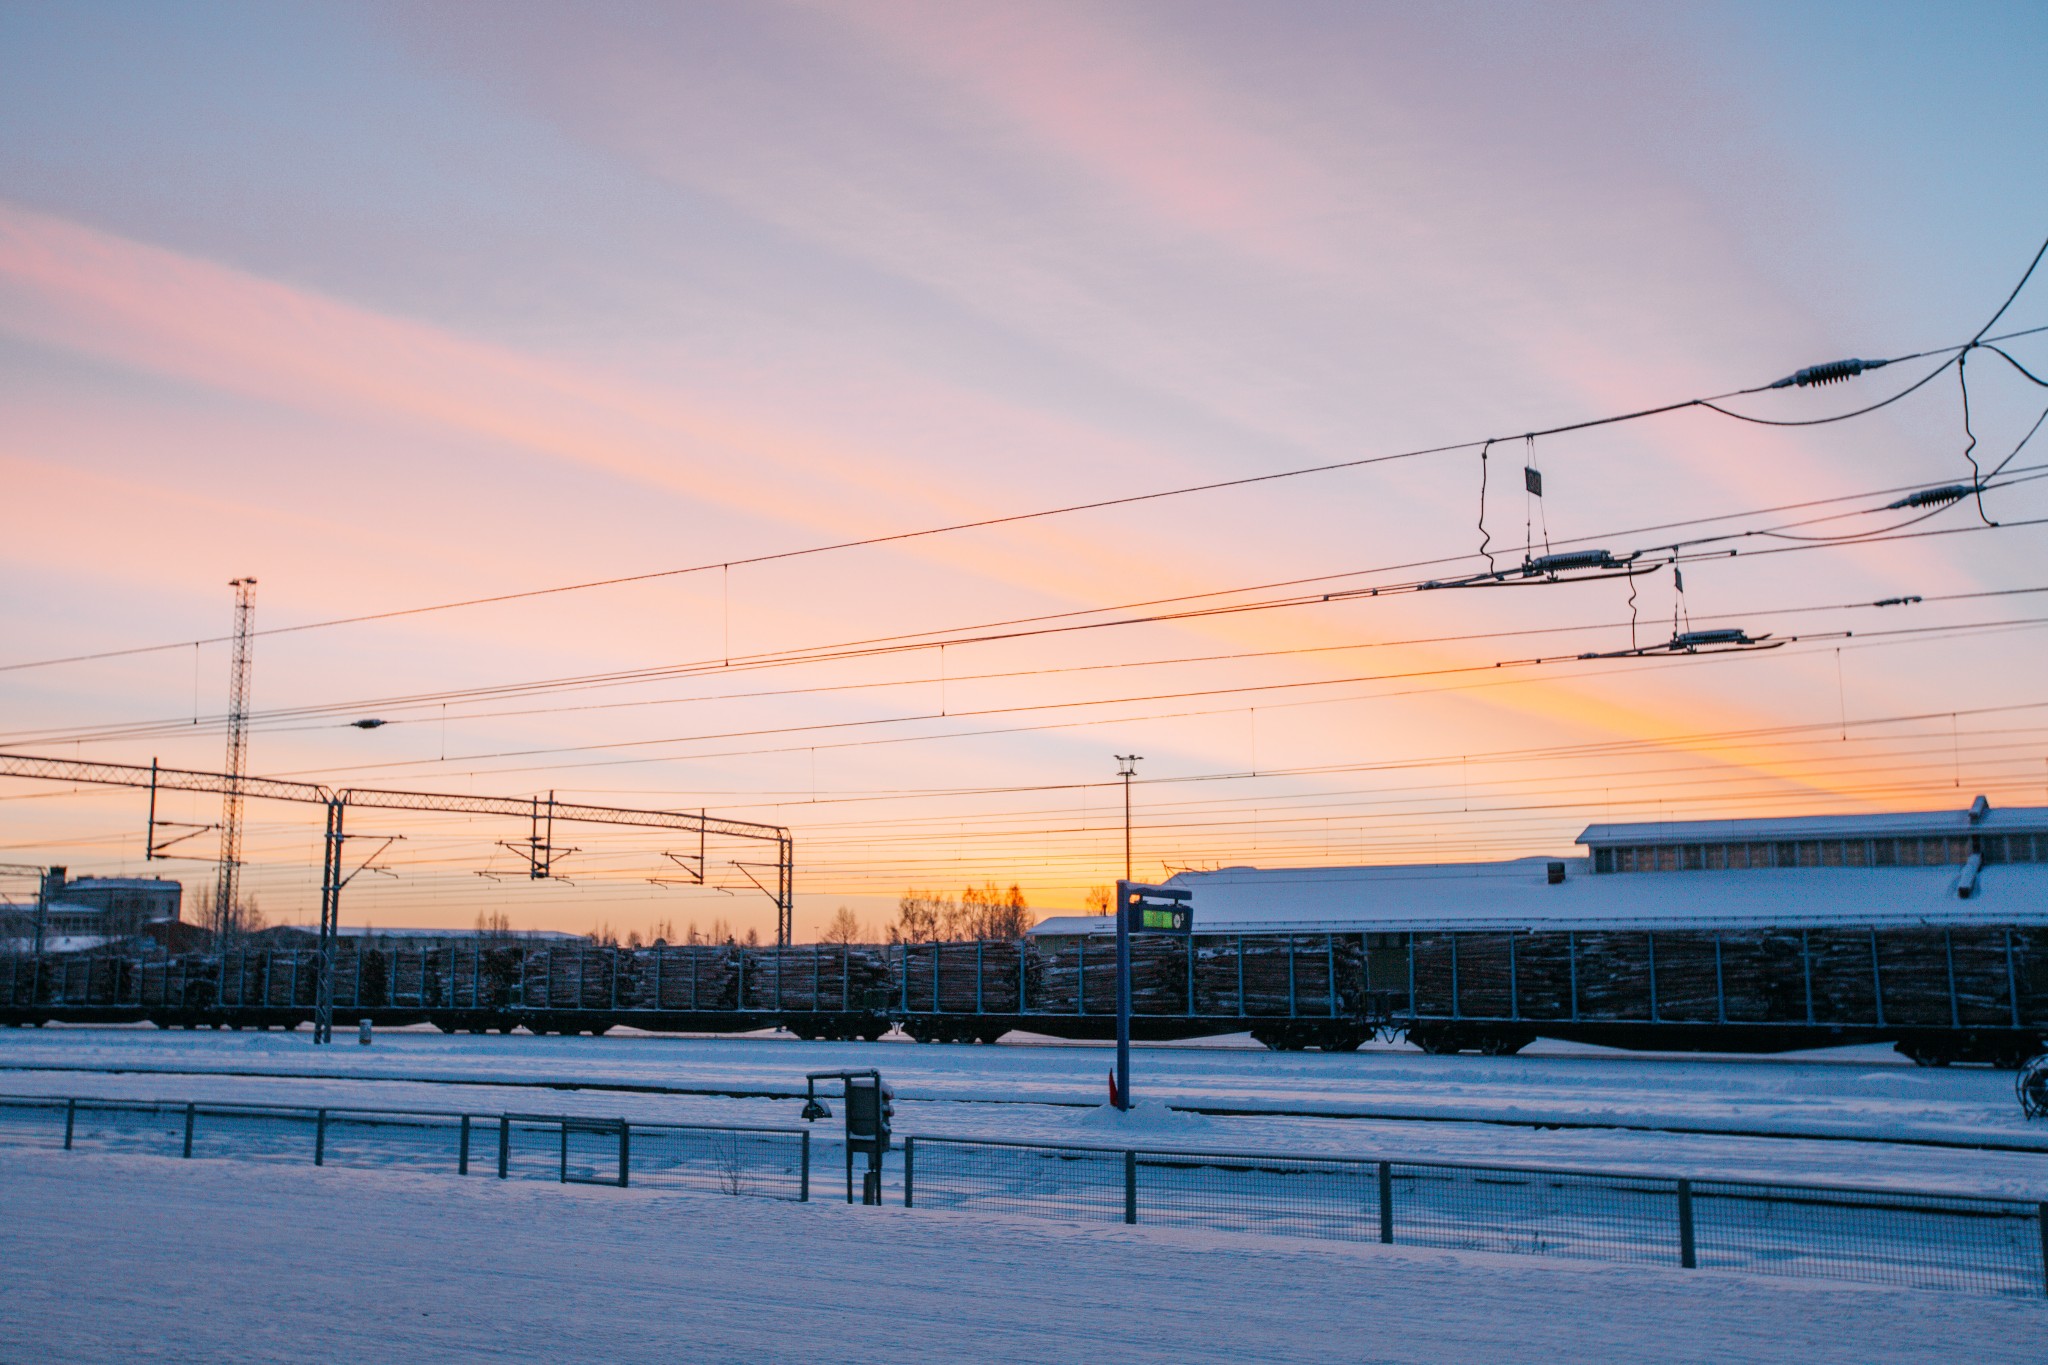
[214,578,256,938]
[1112,753,1141,1114]
[314,798,344,1044]
[1116,755,1142,881]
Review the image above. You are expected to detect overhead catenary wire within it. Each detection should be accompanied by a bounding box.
[15,577,2048,752]
[3,263,2043,679]
[528,702,2048,811]
[15,459,2046,753]
[260,605,2048,783]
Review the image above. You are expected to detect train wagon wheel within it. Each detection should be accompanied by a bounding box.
[2018,1056,2048,1119]
[1406,1025,1465,1055]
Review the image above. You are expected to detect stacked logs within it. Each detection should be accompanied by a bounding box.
[738,945,892,1012]
[1405,926,2046,1026]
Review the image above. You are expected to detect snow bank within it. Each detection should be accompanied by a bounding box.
[1072,1100,1214,1136]
[3,1151,2042,1364]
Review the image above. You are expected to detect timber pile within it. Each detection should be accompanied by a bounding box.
[1716,932,1807,1023]
[9,922,2047,1031]
[1407,927,2034,1027]
[420,949,451,1007]
[529,948,617,1010]
[896,941,1027,1014]
[1571,932,1654,1021]
[1507,934,1574,1020]
[390,949,427,1005]
[2015,929,2048,1020]
[1948,930,2020,1027]
[1875,928,1953,1027]
[214,951,247,1007]
[738,945,891,1011]
[1244,934,1357,1018]
[1451,934,1515,1018]
[1189,936,1243,1015]
[1648,933,1721,1022]
[631,945,739,1011]
[1029,935,1188,1015]
[357,949,392,1007]
[1805,929,1879,1024]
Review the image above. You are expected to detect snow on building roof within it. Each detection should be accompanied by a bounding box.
[61,877,181,890]
[0,934,117,953]
[1577,800,2048,847]
[268,925,590,942]
[1165,856,2048,932]
[1026,915,1114,937]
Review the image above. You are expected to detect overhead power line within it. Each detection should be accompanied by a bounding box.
[267,604,2048,783]
[3,258,2043,679]
[14,460,2043,752]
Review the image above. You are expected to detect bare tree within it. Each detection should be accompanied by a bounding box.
[1084,885,1114,916]
[960,882,1030,939]
[821,906,864,944]
[891,884,1030,941]
[474,910,516,946]
[196,880,265,943]
[890,889,953,943]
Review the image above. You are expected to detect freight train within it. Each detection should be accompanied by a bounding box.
[6,802,2044,1066]
[3,919,2044,1066]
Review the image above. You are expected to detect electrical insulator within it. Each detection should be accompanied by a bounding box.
[1884,483,1981,510]
[1768,357,1890,389]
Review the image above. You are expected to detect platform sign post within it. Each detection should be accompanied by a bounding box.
[1114,881,1193,1112]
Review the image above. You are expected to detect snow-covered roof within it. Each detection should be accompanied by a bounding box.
[1577,801,2048,847]
[0,934,117,953]
[62,877,181,891]
[305,926,589,942]
[1165,856,2048,932]
[1026,915,1114,937]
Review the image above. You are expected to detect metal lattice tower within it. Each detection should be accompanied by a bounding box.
[213,577,256,933]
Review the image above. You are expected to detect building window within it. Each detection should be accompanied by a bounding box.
[1594,830,2046,872]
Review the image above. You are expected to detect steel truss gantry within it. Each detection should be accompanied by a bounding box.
[0,752,797,1041]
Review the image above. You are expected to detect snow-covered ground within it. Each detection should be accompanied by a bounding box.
[2,1149,2040,1364]
[4,1025,2044,1195]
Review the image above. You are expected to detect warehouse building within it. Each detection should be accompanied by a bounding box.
[1162,797,2048,933]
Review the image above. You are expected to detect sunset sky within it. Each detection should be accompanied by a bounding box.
[3,1,2046,941]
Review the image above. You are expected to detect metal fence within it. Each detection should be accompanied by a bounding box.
[902,1135,2048,1298]
[10,1092,2042,1297]
[0,1094,809,1201]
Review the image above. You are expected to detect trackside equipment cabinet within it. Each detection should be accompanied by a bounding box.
[802,1069,894,1204]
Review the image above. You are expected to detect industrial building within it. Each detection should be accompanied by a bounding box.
[1153,797,2048,933]
[0,868,183,952]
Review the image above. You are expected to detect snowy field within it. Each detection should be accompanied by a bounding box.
[3,1024,2045,1195]
[2,1148,2042,1365]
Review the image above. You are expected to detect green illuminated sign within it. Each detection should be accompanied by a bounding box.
[1122,892,1192,935]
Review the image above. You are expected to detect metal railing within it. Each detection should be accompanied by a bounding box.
[11,1090,2040,1297]
[0,1094,809,1201]
[902,1135,2048,1298]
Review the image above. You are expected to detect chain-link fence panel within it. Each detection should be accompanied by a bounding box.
[900,1135,2046,1298]
[1386,1161,1679,1266]
[905,1137,1129,1224]
[1690,1179,2046,1296]
[626,1124,809,1201]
